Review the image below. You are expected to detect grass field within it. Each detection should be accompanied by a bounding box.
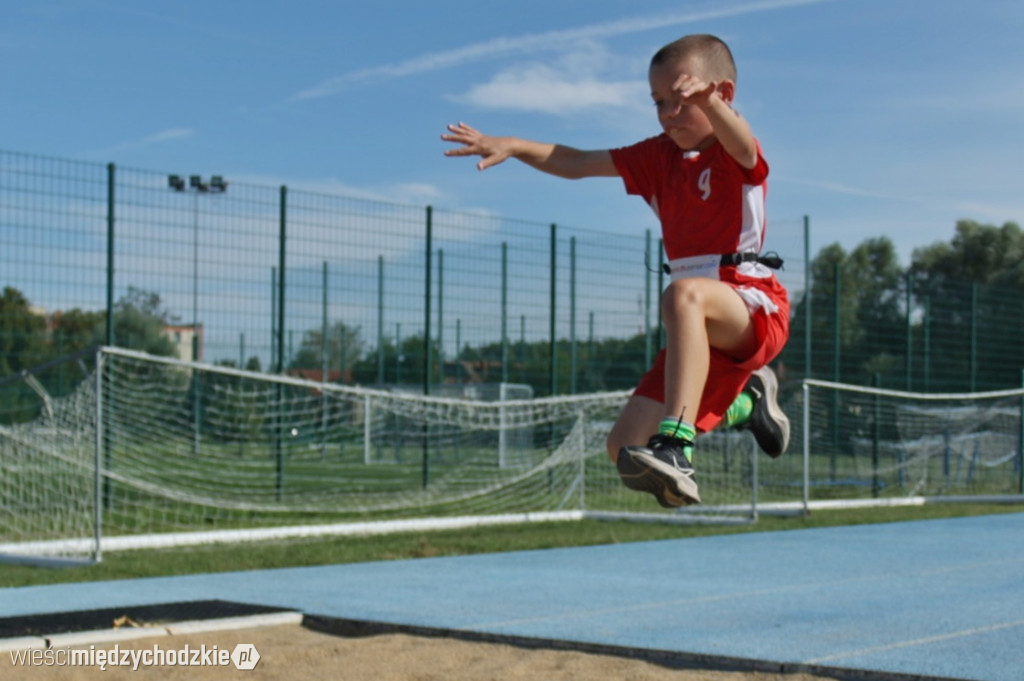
[1,501,1020,589]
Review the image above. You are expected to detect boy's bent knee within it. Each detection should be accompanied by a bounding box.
[661,278,705,317]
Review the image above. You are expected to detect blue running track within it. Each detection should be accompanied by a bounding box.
[2,513,1022,680]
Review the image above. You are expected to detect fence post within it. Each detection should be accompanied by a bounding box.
[422,206,433,489]
[437,247,444,384]
[277,186,287,374]
[377,255,384,384]
[424,206,433,396]
[102,165,115,514]
[501,242,508,384]
[321,261,328,459]
[803,215,811,379]
[570,235,577,394]
[270,267,277,371]
[549,223,557,396]
[275,185,287,499]
[105,163,115,347]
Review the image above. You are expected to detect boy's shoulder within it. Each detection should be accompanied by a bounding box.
[618,134,763,160]
[616,133,675,154]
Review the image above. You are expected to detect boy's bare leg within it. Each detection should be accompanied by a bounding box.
[660,277,757,423]
[615,278,758,507]
[606,395,664,462]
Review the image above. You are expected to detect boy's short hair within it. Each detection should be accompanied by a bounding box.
[650,34,737,83]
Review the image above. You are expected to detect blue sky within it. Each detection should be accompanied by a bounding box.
[4,0,1024,268]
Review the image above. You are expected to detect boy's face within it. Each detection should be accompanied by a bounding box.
[649,57,716,152]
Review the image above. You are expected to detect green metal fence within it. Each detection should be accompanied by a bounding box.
[0,149,805,400]
[5,147,1020,413]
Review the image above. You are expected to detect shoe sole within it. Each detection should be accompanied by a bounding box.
[751,367,790,458]
[617,447,701,507]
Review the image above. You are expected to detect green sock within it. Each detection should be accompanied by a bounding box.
[658,418,696,463]
[723,391,754,428]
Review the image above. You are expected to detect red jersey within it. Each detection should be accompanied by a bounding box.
[610,133,768,262]
[609,133,790,432]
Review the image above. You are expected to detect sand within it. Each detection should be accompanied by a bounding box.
[1,623,845,680]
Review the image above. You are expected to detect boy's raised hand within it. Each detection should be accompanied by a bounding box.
[442,122,514,171]
[673,73,719,108]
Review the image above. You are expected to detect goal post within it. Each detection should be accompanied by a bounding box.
[0,346,104,565]
[795,377,1024,510]
[0,347,763,565]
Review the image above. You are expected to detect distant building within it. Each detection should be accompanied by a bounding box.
[163,323,203,362]
[286,368,351,383]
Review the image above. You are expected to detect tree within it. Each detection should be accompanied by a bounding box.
[288,321,364,381]
[109,287,177,356]
[912,220,1024,287]
[51,308,104,356]
[782,243,850,380]
[784,237,907,386]
[910,220,1024,390]
[0,286,47,376]
[844,237,906,383]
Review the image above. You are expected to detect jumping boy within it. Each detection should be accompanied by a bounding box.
[442,33,790,507]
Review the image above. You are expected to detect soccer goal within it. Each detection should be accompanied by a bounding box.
[790,378,1024,511]
[0,347,104,566]
[0,347,762,565]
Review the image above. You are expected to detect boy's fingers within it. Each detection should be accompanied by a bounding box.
[476,152,508,171]
[446,122,479,139]
[443,145,477,157]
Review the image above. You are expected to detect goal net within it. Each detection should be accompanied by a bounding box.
[0,347,761,564]
[790,378,1024,507]
[0,348,102,565]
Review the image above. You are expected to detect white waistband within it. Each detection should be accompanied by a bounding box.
[664,255,722,281]
[664,254,771,282]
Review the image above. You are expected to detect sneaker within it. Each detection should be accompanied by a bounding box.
[738,366,790,458]
[617,434,701,507]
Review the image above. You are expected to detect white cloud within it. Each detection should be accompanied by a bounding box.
[948,200,1024,224]
[454,63,646,115]
[289,0,835,101]
[777,177,916,202]
[234,173,446,208]
[386,182,444,204]
[93,127,195,157]
[142,127,194,144]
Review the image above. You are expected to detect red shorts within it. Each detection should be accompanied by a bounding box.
[633,276,790,433]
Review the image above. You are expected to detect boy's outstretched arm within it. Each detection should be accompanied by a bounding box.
[676,75,758,170]
[442,122,618,179]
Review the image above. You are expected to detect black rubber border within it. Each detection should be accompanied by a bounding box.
[0,600,294,639]
[302,613,973,681]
